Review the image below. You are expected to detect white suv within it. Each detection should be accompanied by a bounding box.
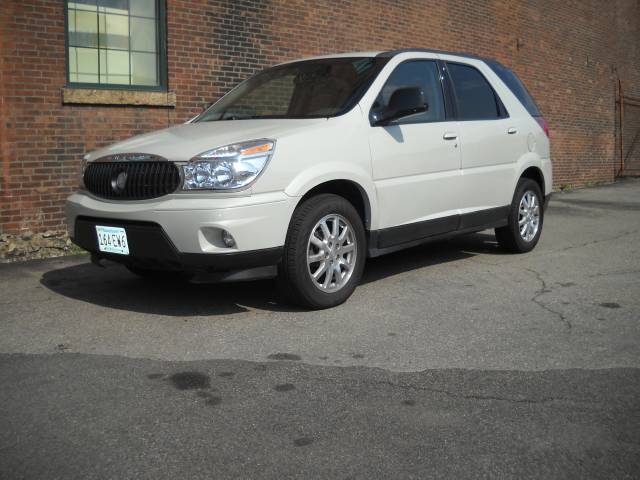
[67,49,552,308]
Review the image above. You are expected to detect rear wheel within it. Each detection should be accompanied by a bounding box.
[495,178,544,253]
[278,194,366,309]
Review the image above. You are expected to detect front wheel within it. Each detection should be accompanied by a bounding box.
[495,178,544,253]
[278,194,366,309]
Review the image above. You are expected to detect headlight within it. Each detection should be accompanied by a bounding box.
[182,139,275,190]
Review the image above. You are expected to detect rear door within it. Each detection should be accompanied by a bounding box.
[368,59,461,243]
[445,61,527,217]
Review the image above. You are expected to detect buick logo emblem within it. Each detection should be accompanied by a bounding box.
[111,170,128,193]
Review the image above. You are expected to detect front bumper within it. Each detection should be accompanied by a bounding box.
[73,216,282,274]
[66,190,297,273]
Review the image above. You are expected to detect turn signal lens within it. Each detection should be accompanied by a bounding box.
[240,143,272,156]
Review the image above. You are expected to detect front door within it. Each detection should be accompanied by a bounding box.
[368,59,461,246]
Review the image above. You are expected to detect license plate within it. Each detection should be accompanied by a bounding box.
[96,225,129,255]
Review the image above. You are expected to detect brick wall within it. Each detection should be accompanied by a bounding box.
[1,0,639,234]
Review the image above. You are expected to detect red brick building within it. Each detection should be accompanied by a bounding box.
[1,0,639,237]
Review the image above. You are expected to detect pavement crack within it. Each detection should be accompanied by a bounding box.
[588,269,640,278]
[554,229,640,253]
[302,374,590,406]
[525,268,572,330]
[384,381,584,405]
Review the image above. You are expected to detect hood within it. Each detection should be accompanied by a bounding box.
[85,118,328,162]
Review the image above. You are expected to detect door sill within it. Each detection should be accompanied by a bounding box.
[367,206,508,257]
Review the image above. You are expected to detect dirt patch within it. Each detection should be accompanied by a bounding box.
[0,231,85,263]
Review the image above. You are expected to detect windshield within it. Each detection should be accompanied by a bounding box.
[196,57,388,121]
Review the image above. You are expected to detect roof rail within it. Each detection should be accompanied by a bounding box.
[376,48,494,63]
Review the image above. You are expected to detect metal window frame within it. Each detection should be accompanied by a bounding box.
[443,61,510,121]
[368,58,452,127]
[64,0,168,92]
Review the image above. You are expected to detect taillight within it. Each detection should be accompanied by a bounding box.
[534,116,549,137]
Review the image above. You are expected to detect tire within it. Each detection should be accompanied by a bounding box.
[495,177,544,253]
[278,193,366,309]
[125,265,193,282]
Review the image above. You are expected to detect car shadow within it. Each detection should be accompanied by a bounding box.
[40,231,504,317]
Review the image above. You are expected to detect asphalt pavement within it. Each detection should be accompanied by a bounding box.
[1,179,639,479]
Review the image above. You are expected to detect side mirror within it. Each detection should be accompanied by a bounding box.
[371,87,427,126]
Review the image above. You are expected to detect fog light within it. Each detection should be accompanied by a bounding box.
[221,230,236,248]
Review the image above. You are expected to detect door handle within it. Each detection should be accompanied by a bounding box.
[443,132,458,140]
[507,127,518,134]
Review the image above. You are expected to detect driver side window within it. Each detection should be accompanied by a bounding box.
[372,60,445,124]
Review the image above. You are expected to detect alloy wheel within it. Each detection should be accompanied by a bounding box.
[306,214,357,292]
[518,190,540,242]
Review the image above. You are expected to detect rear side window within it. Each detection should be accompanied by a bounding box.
[447,63,502,120]
[485,60,541,116]
[371,60,446,124]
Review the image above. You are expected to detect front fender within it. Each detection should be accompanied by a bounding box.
[284,162,380,230]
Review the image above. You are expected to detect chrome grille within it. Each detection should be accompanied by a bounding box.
[84,160,181,200]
